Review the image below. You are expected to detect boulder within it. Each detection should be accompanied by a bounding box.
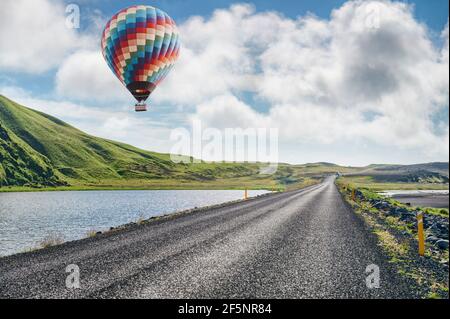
[435,239,449,250]
[372,201,391,210]
[428,222,449,239]
[355,190,364,199]
[399,210,416,223]
[426,236,439,244]
[387,207,407,217]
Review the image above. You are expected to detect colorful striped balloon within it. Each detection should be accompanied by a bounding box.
[101,5,180,106]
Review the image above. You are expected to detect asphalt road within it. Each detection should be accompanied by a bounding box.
[0,176,416,299]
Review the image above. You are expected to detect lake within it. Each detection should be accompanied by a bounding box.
[379,190,449,209]
[0,190,269,257]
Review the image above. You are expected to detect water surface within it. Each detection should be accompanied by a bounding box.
[0,190,269,257]
[379,190,449,209]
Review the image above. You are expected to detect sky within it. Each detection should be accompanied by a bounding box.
[0,0,449,166]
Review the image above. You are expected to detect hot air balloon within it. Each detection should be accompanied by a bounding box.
[101,5,180,112]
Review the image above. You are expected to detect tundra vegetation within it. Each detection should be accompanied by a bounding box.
[2,96,448,193]
[337,180,449,299]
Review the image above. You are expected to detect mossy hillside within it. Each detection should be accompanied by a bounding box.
[0,95,322,189]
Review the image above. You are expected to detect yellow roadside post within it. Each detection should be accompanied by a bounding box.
[352,189,356,201]
[244,189,248,200]
[417,212,425,256]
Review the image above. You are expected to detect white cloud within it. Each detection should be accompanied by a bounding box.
[2,0,448,165]
[191,95,268,129]
[183,1,449,160]
[55,50,129,102]
[0,0,94,73]
[0,86,174,154]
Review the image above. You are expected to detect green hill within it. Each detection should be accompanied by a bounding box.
[0,95,319,190]
[0,122,62,186]
[1,95,448,191]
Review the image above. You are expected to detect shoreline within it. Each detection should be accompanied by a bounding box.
[2,183,448,194]
[0,188,285,259]
[0,185,277,193]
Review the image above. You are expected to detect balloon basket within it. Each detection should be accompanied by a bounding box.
[135,103,147,112]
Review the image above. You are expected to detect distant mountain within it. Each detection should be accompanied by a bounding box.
[344,163,449,184]
[0,95,266,188]
[1,95,448,189]
[372,162,449,176]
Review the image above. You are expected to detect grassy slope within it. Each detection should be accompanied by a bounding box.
[338,175,449,191]
[0,95,322,190]
[342,162,449,189]
[336,181,448,299]
[0,123,62,186]
[1,95,448,191]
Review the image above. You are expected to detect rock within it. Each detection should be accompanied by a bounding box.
[426,236,439,244]
[435,239,449,250]
[423,215,436,228]
[373,201,390,210]
[396,207,409,214]
[399,210,415,222]
[387,207,407,217]
[403,212,415,218]
[440,232,449,240]
[355,190,364,199]
[427,222,449,239]
[96,231,102,235]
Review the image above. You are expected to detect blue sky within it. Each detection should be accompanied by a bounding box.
[72,0,449,31]
[0,0,449,166]
[10,0,450,95]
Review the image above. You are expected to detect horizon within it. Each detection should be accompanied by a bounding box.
[2,89,449,169]
[0,0,449,166]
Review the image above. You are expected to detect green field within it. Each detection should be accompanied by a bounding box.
[338,175,449,191]
[1,95,448,192]
[1,95,327,191]
[0,175,320,192]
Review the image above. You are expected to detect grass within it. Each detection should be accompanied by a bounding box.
[0,96,252,185]
[0,176,320,192]
[373,229,409,258]
[337,176,449,219]
[422,207,449,217]
[135,213,146,225]
[337,179,449,299]
[1,95,448,192]
[1,95,332,191]
[38,235,64,249]
[338,175,448,191]
[86,230,99,238]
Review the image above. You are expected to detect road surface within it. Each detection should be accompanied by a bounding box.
[0,177,416,298]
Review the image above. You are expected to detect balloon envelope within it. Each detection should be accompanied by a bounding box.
[101,5,180,103]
